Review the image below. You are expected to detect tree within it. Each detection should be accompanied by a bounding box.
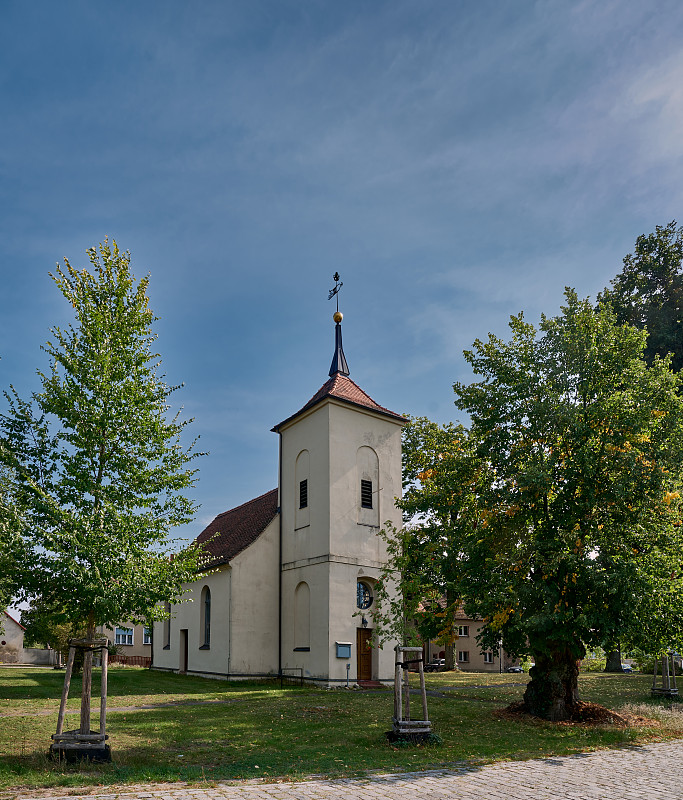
[21,597,87,670]
[381,291,683,721]
[599,221,683,670]
[0,240,206,744]
[0,465,28,629]
[374,418,485,669]
[455,291,683,719]
[599,220,683,370]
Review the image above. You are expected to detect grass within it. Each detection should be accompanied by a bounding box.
[0,666,680,793]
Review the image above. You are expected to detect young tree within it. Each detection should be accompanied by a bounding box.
[452,291,683,719]
[0,240,206,744]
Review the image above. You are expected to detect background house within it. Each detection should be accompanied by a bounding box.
[98,622,152,667]
[0,610,25,664]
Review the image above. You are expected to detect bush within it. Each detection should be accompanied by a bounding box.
[633,655,682,675]
[580,656,607,672]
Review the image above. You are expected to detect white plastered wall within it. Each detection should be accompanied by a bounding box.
[279,397,402,684]
[152,515,279,678]
[0,614,25,664]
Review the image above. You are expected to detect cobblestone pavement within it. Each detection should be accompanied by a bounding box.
[8,740,683,800]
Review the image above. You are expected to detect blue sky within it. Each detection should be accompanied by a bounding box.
[2,0,683,547]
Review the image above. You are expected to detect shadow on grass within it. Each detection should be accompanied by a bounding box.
[0,682,661,792]
[0,667,285,704]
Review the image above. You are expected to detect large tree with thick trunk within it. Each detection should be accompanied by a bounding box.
[377,291,683,721]
[453,290,683,719]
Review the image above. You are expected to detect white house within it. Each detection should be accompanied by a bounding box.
[0,610,26,663]
[152,310,405,684]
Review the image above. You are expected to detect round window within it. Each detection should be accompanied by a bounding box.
[357,581,373,609]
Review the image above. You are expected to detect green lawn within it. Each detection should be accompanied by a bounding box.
[0,666,680,793]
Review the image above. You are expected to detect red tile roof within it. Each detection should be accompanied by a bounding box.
[272,374,406,431]
[195,488,278,568]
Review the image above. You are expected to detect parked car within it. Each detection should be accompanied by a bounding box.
[621,663,634,673]
[506,665,524,673]
[425,658,446,672]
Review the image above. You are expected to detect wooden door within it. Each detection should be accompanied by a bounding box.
[357,628,373,681]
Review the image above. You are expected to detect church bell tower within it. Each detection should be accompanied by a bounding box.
[272,276,405,684]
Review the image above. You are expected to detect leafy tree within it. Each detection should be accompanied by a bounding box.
[0,240,206,739]
[598,221,683,670]
[0,465,28,629]
[454,290,683,719]
[599,220,683,370]
[21,597,87,671]
[380,291,683,721]
[374,418,484,668]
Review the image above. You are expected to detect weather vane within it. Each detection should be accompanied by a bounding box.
[328,272,343,313]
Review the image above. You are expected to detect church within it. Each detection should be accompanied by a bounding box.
[151,301,406,685]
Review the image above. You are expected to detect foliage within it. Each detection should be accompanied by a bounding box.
[599,220,683,370]
[453,290,683,717]
[0,240,207,635]
[580,656,607,672]
[375,418,486,665]
[631,653,682,675]
[0,466,29,624]
[20,598,86,662]
[379,290,683,719]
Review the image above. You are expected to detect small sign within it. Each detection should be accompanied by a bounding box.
[335,641,352,658]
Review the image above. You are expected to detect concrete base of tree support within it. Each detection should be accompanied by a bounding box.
[388,718,433,742]
[50,730,111,762]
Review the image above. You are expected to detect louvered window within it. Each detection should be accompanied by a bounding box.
[299,479,308,509]
[361,479,373,509]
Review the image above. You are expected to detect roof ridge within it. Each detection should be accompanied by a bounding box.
[195,488,279,569]
[273,373,405,431]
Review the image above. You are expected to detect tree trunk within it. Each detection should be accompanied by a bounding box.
[444,640,456,670]
[604,646,623,672]
[523,644,583,721]
[443,587,457,670]
[79,612,96,735]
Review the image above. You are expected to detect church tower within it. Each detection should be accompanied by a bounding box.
[272,283,405,684]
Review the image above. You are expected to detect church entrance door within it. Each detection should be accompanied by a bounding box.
[356,628,372,681]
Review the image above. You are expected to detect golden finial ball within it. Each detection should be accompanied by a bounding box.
[333,311,343,323]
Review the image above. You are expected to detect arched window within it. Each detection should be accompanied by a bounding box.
[200,586,211,649]
[294,581,310,650]
[357,580,374,610]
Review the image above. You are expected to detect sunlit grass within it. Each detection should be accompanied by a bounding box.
[0,666,679,792]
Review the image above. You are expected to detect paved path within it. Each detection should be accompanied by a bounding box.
[9,740,682,800]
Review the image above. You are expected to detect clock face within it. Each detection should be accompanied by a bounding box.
[357,581,373,609]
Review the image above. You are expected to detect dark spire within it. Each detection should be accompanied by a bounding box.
[329,317,350,377]
[328,272,349,377]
